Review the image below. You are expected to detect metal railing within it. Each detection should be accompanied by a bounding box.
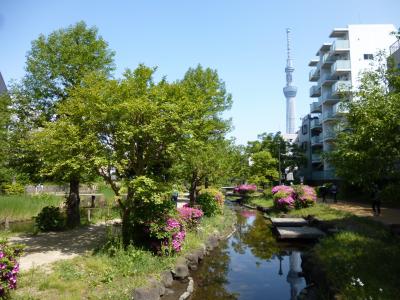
[310,101,321,113]
[331,60,351,74]
[309,85,321,97]
[331,40,350,52]
[390,40,400,55]
[332,80,351,95]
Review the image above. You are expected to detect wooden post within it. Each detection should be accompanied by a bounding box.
[88,209,91,222]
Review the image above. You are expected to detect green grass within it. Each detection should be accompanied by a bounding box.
[248,197,273,208]
[287,203,351,220]
[0,194,64,222]
[98,184,117,206]
[13,207,236,299]
[285,203,400,299]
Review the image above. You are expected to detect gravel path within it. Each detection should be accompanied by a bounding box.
[324,200,400,225]
[10,221,120,271]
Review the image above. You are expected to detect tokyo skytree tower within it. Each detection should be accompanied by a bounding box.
[283,28,297,134]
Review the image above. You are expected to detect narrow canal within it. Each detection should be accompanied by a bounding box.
[190,207,310,300]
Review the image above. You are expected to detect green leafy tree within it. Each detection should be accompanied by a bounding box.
[246,132,305,184]
[56,64,232,244]
[0,93,11,184]
[9,21,115,227]
[327,59,400,189]
[171,65,232,202]
[248,151,279,188]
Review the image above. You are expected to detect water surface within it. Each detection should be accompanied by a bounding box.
[191,208,308,300]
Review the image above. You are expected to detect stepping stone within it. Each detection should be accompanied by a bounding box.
[276,226,325,240]
[270,218,308,227]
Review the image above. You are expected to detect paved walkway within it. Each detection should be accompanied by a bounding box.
[10,220,120,271]
[321,199,400,225]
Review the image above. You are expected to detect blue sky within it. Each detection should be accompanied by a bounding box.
[0,0,399,145]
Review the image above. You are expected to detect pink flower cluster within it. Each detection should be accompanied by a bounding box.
[171,231,186,252]
[234,184,257,194]
[271,185,294,195]
[165,218,180,231]
[164,218,186,253]
[0,247,21,297]
[271,185,316,211]
[178,206,204,228]
[276,196,295,207]
[298,185,317,203]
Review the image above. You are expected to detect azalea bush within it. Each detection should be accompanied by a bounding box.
[0,240,24,298]
[271,185,316,211]
[234,184,257,195]
[197,188,224,217]
[162,217,186,254]
[178,205,204,229]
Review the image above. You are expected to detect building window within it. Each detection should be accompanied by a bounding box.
[302,124,308,135]
[363,54,374,60]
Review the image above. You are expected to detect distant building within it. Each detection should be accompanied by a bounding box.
[302,24,397,182]
[0,72,7,94]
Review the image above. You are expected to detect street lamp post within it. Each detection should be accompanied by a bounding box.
[278,146,282,185]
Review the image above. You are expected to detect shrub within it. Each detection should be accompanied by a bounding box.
[1,183,25,195]
[197,188,224,217]
[178,206,203,229]
[234,184,257,195]
[295,185,317,208]
[0,239,23,298]
[271,185,316,211]
[35,206,65,231]
[272,185,295,211]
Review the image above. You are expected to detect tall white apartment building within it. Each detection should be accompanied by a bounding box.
[305,24,397,181]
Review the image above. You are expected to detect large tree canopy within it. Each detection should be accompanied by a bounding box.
[327,61,400,187]
[52,64,232,244]
[9,21,115,227]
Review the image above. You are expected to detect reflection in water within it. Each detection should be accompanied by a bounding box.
[191,208,308,300]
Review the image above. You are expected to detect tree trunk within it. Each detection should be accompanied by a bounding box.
[189,173,200,206]
[205,176,209,189]
[121,186,135,247]
[66,177,80,228]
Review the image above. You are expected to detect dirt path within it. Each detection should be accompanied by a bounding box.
[10,221,120,271]
[322,199,400,225]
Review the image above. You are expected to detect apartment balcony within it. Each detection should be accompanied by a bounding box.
[331,60,351,76]
[322,111,336,123]
[321,53,334,67]
[309,85,321,97]
[333,102,348,116]
[320,92,340,105]
[310,118,322,130]
[311,153,322,163]
[390,40,400,55]
[320,72,336,86]
[324,131,336,142]
[330,40,350,54]
[309,68,320,81]
[308,58,319,67]
[310,101,322,113]
[332,80,351,95]
[311,135,323,146]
